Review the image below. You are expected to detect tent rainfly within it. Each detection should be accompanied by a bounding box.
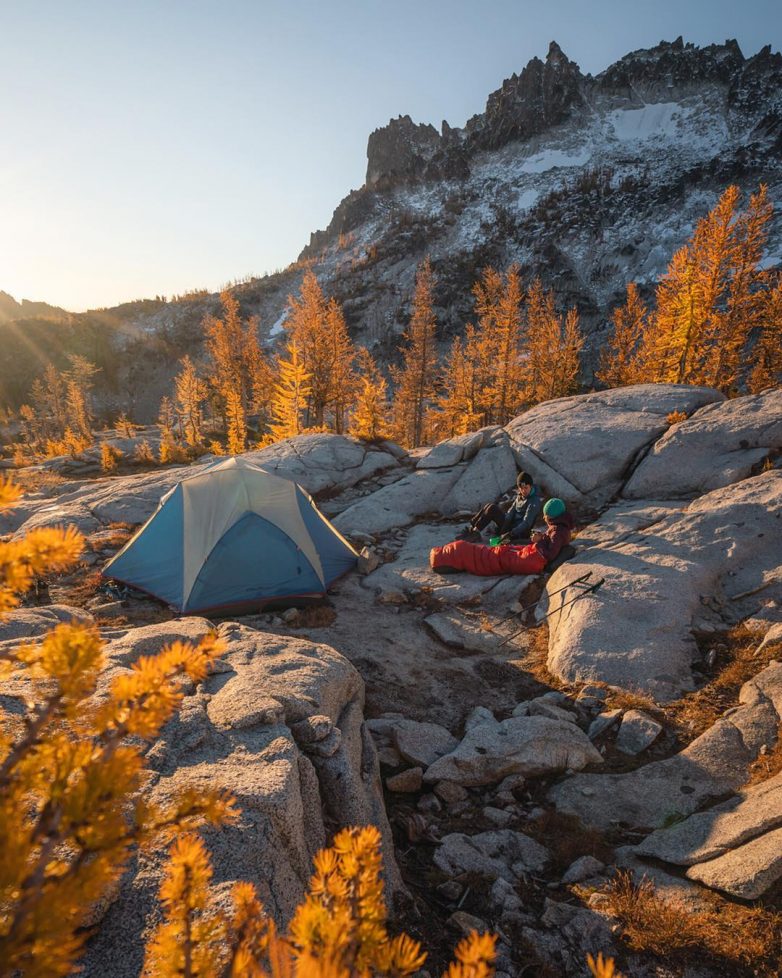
[102,457,358,614]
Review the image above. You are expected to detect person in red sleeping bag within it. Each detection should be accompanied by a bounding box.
[430,498,574,575]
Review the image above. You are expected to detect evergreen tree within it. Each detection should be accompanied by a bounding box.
[173,356,208,448]
[203,291,269,440]
[475,264,525,425]
[633,184,774,391]
[349,348,389,441]
[391,258,438,447]
[285,271,357,430]
[748,275,782,393]
[597,283,648,388]
[267,342,312,443]
[522,279,583,403]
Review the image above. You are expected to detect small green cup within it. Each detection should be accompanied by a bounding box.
[489,536,502,546]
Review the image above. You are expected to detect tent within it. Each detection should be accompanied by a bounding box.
[102,457,358,614]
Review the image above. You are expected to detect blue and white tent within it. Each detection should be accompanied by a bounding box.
[102,457,358,614]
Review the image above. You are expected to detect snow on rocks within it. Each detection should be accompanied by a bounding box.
[423,708,602,787]
[434,829,549,882]
[544,469,782,701]
[504,384,723,509]
[548,660,782,831]
[623,388,782,500]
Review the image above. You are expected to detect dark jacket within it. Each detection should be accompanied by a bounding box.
[534,511,575,563]
[500,486,543,540]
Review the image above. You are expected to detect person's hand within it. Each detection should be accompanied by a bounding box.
[530,530,543,543]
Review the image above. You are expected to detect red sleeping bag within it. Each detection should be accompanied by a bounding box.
[430,540,547,576]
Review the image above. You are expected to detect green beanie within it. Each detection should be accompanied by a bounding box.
[543,498,566,519]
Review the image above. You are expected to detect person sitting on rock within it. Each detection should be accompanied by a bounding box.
[431,497,574,576]
[456,471,542,543]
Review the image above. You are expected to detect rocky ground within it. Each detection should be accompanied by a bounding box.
[2,383,782,977]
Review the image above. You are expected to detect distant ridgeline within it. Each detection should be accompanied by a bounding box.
[1,37,781,424]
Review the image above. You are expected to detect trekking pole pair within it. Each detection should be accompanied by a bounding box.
[493,571,594,628]
[498,576,605,647]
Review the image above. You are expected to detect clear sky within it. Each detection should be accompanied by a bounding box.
[2,0,780,312]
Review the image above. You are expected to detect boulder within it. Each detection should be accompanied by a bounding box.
[548,661,782,831]
[544,470,782,701]
[243,434,399,495]
[561,855,605,884]
[391,718,459,768]
[505,384,723,509]
[635,768,782,865]
[685,826,782,898]
[440,443,518,515]
[624,388,782,499]
[77,623,400,978]
[434,829,549,882]
[333,468,464,536]
[0,604,94,642]
[615,710,663,754]
[386,767,423,792]
[587,709,623,740]
[423,711,603,787]
[523,898,617,975]
[11,435,400,538]
[424,611,507,652]
[102,618,216,667]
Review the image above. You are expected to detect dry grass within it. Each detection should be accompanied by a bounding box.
[604,871,782,977]
[667,625,776,740]
[603,687,659,714]
[526,811,614,873]
[58,569,103,606]
[11,468,67,494]
[294,605,337,628]
[746,734,782,785]
[499,619,564,689]
[666,409,688,425]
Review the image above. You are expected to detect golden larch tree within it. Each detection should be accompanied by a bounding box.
[634,184,773,391]
[204,291,269,443]
[429,328,485,439]
[391,258,438,447]
[349,348,390,441]
[173,355,209,448]
[522,279,583,403]
[267,341,312,443]
[748,274,782,393]
[0,476,235,978]
[701,184,773,390]
[474,264,525,424]
[285,272,357,430]
[598,283,648,388]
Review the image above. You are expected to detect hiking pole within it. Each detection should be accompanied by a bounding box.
[493,571,593,627]
[498,578,605,647]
